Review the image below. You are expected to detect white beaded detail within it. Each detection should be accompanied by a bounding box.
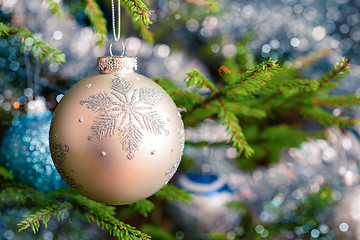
[97,57,138,73]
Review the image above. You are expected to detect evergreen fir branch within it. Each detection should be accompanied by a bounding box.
[290,48,332,68]
[314,95,360,107]
[224,102,267,120]
[81,207,150,239]
[218,99,254,158]
[154,184,192,203]
[0,165,14,181]
[152,77,206,111]
[185,69,218,92]
[223,59,280,94]
[84,0,107,48]
[131,15,154,43]
[141,225,176,240]
[183,101,219,126]
[300,106,358,128]
[129,199,155,217]
[18,202,74,233]
[319,57,351,85]
[258,78,319,95]
[44,0,63,17]
[123,0,153,28]
[0,22,65,65]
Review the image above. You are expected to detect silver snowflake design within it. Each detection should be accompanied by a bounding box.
[80,74,167,160]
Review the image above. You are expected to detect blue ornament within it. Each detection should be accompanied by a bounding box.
[0,110,67,192]
[168,172,240,239]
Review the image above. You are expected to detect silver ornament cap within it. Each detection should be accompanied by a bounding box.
[97,56,138,74]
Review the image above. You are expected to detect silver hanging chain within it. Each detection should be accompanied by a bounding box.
[111,0,121,41]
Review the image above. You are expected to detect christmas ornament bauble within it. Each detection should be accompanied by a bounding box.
[0,109,67,192]
[49,56,184,205]
[168,172,240,239]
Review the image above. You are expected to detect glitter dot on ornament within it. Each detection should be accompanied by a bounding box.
[0,110,67,192]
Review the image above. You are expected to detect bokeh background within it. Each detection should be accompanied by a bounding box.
[2,0,360,239]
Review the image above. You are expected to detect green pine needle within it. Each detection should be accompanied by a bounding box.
[84,0,107,48]
[44,0,63,17]
[0,22,65,65]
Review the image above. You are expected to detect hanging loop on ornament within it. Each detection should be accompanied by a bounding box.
[109,39,125,57]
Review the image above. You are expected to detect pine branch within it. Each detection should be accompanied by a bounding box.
[222,59,280,95]
[0,22,65,65]
[44,0,63,17]
[124,0,154,43]
[153,77,204,111]
[300,106,358,128]
[141,225,176,240]
[319,57,351,86]
[154,184,192,203]
[185,69,218,92]
[131,17,154,43]
[129,199,155,217]
[218,98,254,157]
[18,202,73,233]
[0,165,14,181]
[84,0,107,48]
[17,189,151,240]
[314,95,360,107]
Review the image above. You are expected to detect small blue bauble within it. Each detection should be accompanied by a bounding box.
[0,111,67,192]
[168,172,240,239]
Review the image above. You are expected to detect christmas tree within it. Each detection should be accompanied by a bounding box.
[1,0,360,239]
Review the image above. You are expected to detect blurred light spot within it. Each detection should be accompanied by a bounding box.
[43,231,54,240]
[0,94,4,103]
[304,6,318,21]
[222,44,237,57]
[175,13,181,20]
[211,44,219,53]
[332,191,342,200]
[13,101,20,109]
[226,147,237,158]
[344,170,354,186]
[155,44,170,58]
[332,108,341,116]
[2,102,11,111]
[56,94,64,102]
[310,229,320,238]
[347,14,360,26]
[49,63,59,73]
[290,38,300,47]
[331,39,340,49]
[342,137,352,150]
[341,38,353,52]
[282,6,293,16]
[53,30,63,40]
[339,222,349,232]
[186,19,199,32]
[227,231,236,240]
[255,225,265,234]
[270,39,280,49]
[319,224,329,234]
[294,4,303,14]
[33,33,43,40]
[125,37,141,56]
[350,27,360,41]
[9,61,20,71]
[175,231,184,239]
[242,5,254,19]
[262,44,271,53]
[312,26,326,41]
[327,7,341,21]
[3,230,14,240]
[169,0,180,11]
[25,37,34,46]
[8,54,16,61]
[340,24,350,34]
[24,88,33,98]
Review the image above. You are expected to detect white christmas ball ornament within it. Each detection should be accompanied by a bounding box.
[49,56,184,205]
